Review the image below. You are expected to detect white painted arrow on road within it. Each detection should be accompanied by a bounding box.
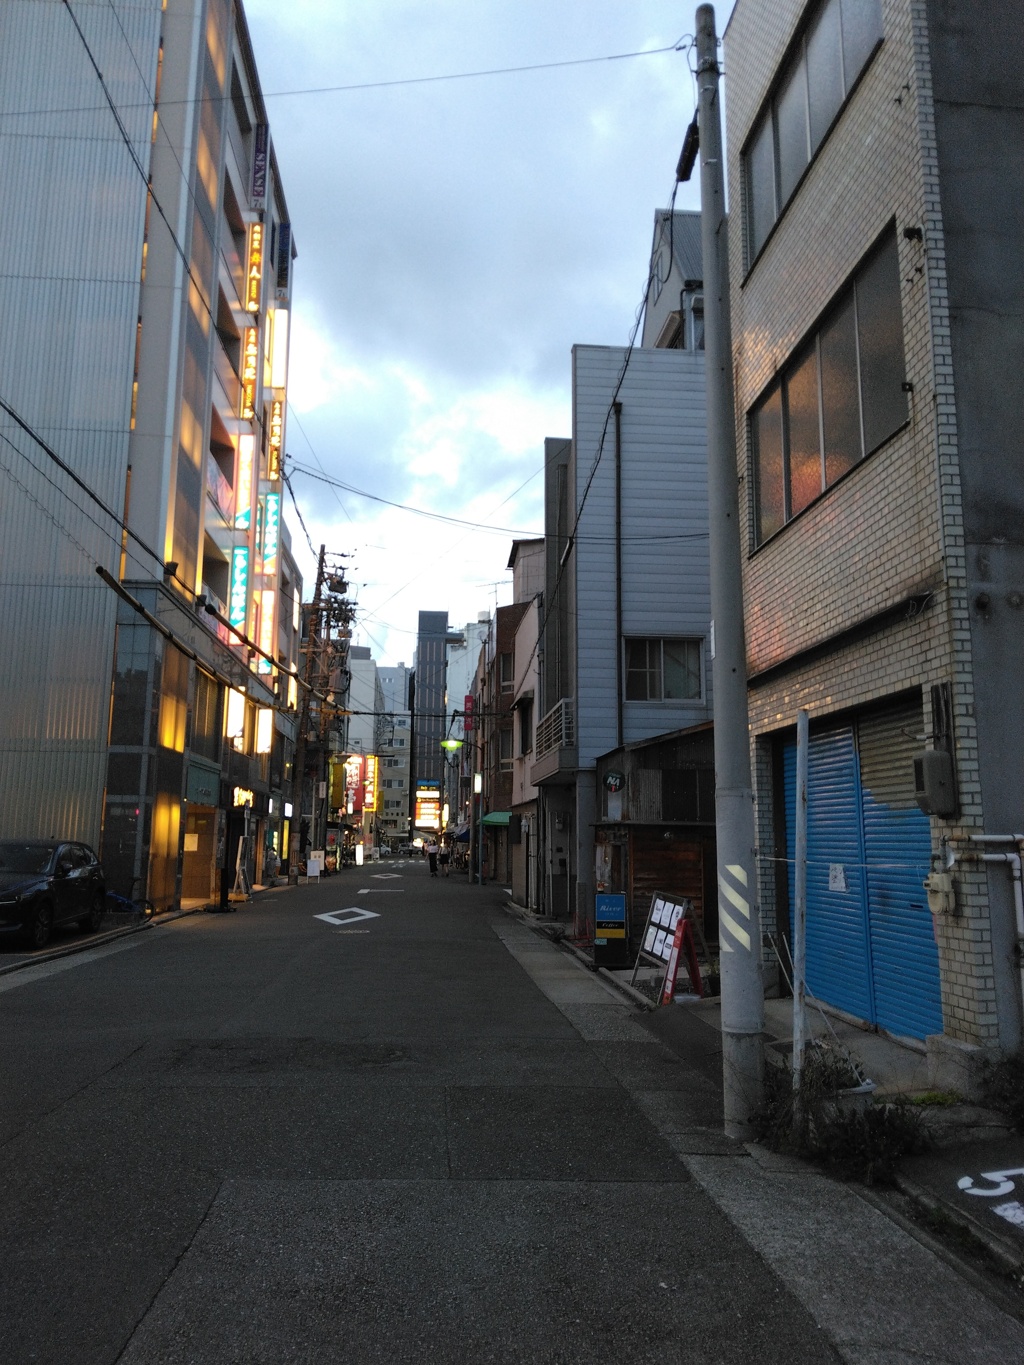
[314,907,381,927]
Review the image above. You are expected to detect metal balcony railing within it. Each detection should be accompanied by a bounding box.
[534,698,575,759]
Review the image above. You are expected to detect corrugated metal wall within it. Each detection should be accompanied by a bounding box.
[572,345,711,767]
[0,1,162,844]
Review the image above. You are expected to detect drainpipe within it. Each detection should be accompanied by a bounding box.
[968,834,1024,1024]
[614,400,624,750]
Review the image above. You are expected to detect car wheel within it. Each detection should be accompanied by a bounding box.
[79,893,105,934]
[26,902,54,951]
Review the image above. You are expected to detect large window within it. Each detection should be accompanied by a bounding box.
[751,231,907,545]
[744,0,882,262]
[624,639,702,702]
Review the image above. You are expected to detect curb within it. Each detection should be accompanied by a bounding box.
[502,898,657,1011]
[0,918,152,977]
[893,1171,1024,1277]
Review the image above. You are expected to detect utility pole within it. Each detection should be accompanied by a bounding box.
[695,3,765,1136]
[288,544,327,883]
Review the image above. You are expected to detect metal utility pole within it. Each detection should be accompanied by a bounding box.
[288,544,327,883]
[695,3,765,1135]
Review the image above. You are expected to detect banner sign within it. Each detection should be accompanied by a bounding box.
[251,124,268,206]
[463,694,475,731]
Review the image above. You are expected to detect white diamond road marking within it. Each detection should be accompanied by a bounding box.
[314,907,381,927]
[371,873,401,880]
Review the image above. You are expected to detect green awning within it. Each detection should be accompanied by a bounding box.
[481,811,511,827]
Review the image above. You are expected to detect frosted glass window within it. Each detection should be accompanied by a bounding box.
[753,388,786,543]
[856,234,908,454]
[776,57,810,206]
[786,345,823,516]
[746,112,777,259]
[819,293,862,484]
[807,0,844,151]
[841,0,883,92]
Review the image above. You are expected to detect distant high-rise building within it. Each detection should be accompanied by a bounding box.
[413,612,451,793]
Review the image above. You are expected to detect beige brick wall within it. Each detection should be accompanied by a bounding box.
[724,0,995,1045]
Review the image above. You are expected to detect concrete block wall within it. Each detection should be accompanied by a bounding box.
[724,0,997,1046]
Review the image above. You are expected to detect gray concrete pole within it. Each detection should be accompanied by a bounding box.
[695,3,765,1136]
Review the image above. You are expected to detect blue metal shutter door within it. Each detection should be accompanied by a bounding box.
[858,700,943,1040]
[785,725,873,1022]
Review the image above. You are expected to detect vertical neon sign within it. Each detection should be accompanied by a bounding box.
[229,546,249,631]
[235,434,254,529]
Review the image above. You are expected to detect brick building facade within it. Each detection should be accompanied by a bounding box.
[724,0,1024,1070]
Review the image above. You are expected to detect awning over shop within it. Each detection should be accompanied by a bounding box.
[481,811,511,827]
[451,822,471,842]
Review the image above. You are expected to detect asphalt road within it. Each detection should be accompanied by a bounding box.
[1,861,1021,1364]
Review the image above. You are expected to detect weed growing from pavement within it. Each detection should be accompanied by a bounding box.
[980,1049,1024,1132]
[753,1039,931,1185]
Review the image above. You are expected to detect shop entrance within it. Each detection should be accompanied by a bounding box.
[182,805,218,907]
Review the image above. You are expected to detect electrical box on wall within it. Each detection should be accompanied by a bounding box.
[914,749,957,817]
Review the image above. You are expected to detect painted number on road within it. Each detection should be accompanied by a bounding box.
[957,1167,1024,1198]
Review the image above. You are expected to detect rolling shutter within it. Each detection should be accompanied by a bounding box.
[783,696,943,1041]
[784,725,872,1022]
[858,701,942,1040]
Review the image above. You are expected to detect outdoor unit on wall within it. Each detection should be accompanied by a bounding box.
[913,749,957,817]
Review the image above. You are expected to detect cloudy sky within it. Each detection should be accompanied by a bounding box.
[243,0,730,665]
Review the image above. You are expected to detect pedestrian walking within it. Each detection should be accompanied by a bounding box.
[438,842,451,877]
[427,840,439,876]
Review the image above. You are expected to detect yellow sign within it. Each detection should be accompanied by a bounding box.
[240,326,259,419]
[245,221,263,313]
[234,434,254,529]
[268,398,283,480]
[363,755,379,811]
[258,589,275,675]
[233,786,254,807]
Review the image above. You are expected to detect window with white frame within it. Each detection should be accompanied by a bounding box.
[744,0,883,264]
[499,652,514,692]
[624,638,702,702]
[750,230,907,545]
[499,727,513,770]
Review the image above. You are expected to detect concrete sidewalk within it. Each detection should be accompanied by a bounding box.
[506,899,1024,1314]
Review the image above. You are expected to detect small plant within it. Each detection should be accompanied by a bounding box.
[753,1038,930,1185]
[980,1049,1024,1132]
[909,1090,961,1107]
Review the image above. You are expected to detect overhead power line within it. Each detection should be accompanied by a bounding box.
[3,39,688,119]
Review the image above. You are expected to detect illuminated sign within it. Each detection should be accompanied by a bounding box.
[233,786,254,807]
[235,434,254,529]
[258,589,275,675]
[229,546,249,630]
[245,221,264,313]
[464,694,475,731]
[240,326,259,419]
[255,707,273,755]
[270,309,289,390]
[414,784,441,830]
[344,754,365,815]
[363,755,379,812]
[267,398,284,480]
[261,492,280,575]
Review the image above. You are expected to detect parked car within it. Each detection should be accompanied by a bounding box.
[0,841,106,950]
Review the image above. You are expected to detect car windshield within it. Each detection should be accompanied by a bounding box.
[0,842,57,874]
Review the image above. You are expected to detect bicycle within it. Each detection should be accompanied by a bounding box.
[105,879,155,920]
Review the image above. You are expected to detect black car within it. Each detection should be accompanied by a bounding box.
[0,841,106,950]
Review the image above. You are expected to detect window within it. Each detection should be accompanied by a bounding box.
[499,727,513,770]
[382,778,405,789]
[499,652,514,692]
[384,757,401,768]
[624,639,702,702]
[519,699,533,756]
[751,231,907,545]
[744,0,882,262]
